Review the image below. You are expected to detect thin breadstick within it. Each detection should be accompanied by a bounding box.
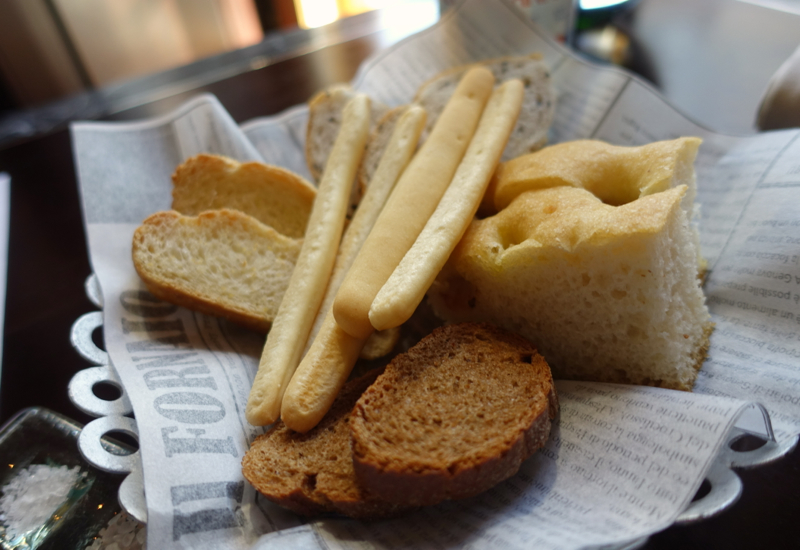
[332,67,496,339]
[369,79,524,331]
[245,94,371,426]
[282,105,427,433]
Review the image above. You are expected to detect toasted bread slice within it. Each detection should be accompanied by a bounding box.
[132,209,301,333]
[172,154,316,240]
[350,323,558,507]
[242,367,409,519]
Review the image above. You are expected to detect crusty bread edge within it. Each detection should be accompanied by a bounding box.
[352,386,557,506]
[350,323,559,507]
[134,277,272,333]
[412,53,546,103]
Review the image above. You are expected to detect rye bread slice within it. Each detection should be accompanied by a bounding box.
[242,367,408,519]
[350,322,558,507]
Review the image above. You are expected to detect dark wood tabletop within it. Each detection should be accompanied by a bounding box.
[0,7,797,550]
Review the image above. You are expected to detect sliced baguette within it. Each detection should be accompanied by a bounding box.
[350,323,558,507]
[242,367,409,519]
[132,209,301,333]
[171,154,316,240]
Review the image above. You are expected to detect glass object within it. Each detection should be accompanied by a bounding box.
[0,408,130,550]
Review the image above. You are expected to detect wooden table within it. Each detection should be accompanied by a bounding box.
[0,6,798,549]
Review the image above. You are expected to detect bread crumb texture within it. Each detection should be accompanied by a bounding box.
[350,322,558,507]
[171,154,316,240]
[429,184,713,390]
[242,368,409,519]
[414,54,554,162]
[132,209,301,333]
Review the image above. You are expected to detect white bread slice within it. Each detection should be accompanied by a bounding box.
[171,154,316,240]
[428,185,713,391]
[414,54,555,163]
[132,209,302,333]
[357,105,409,192]
[305,84,391,215]
[308,56,554,195]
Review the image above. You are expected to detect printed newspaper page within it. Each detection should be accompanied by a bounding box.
[70,0,800,548]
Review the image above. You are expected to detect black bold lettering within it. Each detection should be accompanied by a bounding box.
[162,427,237,457]
[132,352,204,370]
[144,366,217,390]
[154,392,225,424]
[170,481,244,540]
[120,289,177,317]
[122,318,184,334]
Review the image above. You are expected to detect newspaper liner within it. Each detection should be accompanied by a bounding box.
[70,0,800,548]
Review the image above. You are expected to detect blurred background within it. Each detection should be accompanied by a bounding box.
[1,0,800,142]
[0,0,396,112]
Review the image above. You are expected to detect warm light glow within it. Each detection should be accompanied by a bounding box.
[97,504,104,509]
[294,0,340,28]
[580,0,629,9]
[8,464,12,468]
[294,0,413,29]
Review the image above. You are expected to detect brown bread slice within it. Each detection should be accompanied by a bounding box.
[350,322,558,507]
[242,368,409,519]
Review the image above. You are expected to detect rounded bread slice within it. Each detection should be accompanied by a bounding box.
[305,84,391,215]
[171,154,316,240]
[242,367,409,519]
[350,322,558,507]
[132,209,301,333]
[414,54,555,163]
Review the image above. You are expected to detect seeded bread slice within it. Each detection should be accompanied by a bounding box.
[305,84,391,217]
[350,323,558,507]
[171,154,316,240]
[414,54,555,163]
[428,185,713,391]
[132,209,301,333]
[242,367,409,519]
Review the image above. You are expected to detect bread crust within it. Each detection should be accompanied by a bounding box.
[413,53,554,164]
[172,154,316,240]
[242,368,410,519]
[350,323,558,507]
[132,209,301,333]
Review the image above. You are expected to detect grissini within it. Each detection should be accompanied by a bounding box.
[370,79,524,331]
[332,67,496,339]
[282,105,427,433]
[246,94,371,427]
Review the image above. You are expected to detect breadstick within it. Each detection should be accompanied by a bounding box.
[282,105,427,433]
[370,79,524,331]
[245,94,371,426]
[333,67,495,339]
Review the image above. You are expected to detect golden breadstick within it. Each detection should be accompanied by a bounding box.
[245,94,371,426]
[332,67,495,339]
[303,105,428,350]
[282,105,427,433]
[370,79,524,331]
